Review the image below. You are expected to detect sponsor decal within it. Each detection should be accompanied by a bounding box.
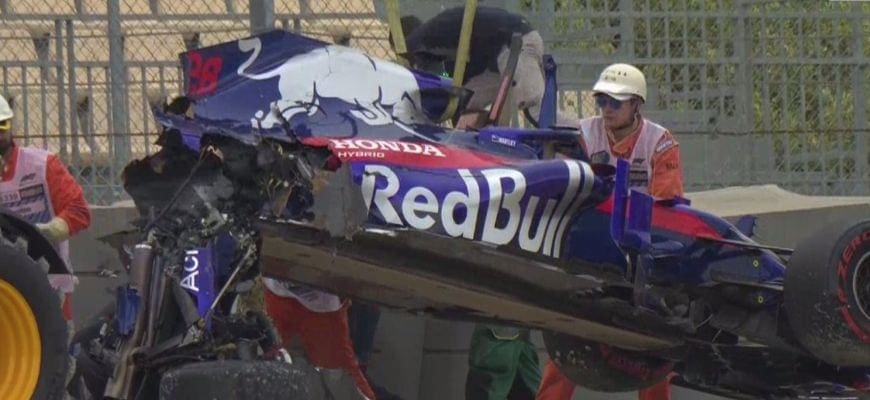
[330,139,446,159]
[654,135,677,154]
[237,37,428,131]
[20,172,36,183]
[306,137,511,168]
[0,189,20,204]
[629,169,649,190]
[358,159,594,258]
[491,135,518,147]
[18,184,46,200]
[180,250,201,292]
[181,247,216,319]
[2,184,50,220]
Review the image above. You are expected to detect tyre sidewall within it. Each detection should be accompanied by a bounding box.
[786,218,870,365]
[831,225,870,341]
[0,243,70,400]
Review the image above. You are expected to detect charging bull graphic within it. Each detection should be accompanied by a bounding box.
[236,37,429,133]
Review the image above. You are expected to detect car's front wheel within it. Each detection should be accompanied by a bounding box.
[785,218,870,366]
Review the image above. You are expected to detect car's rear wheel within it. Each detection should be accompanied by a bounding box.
[542,331,674,392]
[0,243,69,400]
[785,218,870,366]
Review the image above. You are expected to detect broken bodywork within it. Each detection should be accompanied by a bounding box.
[113,30,870,399]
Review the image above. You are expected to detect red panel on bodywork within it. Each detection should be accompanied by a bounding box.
[596,196,722,239]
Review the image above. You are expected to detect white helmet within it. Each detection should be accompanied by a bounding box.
[0,94,12,121]
[593,63,647,102]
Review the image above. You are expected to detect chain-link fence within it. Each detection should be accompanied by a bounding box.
[0,0,867,205]
[387,0,868,195]
[517,0,869,195]
[1,1,241,204]
[0,0,394,205]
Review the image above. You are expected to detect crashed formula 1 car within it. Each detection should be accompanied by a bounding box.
[88,30,869,399]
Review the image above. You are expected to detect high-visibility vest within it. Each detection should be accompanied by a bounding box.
[0,147,75,293]
[579,116,669,193]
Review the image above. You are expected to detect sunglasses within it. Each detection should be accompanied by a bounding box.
[595,95,625,110]
[0,119,9,132]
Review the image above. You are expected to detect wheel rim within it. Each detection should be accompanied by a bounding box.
[0,279,42,400]
[853,253,870,321]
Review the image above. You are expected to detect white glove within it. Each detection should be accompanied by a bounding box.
[36,217,70,243]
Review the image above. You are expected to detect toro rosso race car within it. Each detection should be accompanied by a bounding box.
[118,30,870,399]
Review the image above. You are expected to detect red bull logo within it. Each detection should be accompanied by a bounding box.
[358,160,594,258]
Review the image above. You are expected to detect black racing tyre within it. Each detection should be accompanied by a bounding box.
[158,360,320,400]
[785,218,870,366]
[543,331,674,392]
[0,242,69,400]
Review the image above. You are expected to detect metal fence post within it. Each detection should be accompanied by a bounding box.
[108,0,129,202]
[31,29,51,148]
[539,0,555,46]
[734,0,764,184]
[55,20,67,160]
[249,0,275,35]
[851,6,867,194]
[618,0,634,60]
[224,0,237,14]
[298,0,310,34]
[66,20,80,165]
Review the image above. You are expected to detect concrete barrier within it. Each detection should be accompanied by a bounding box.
[69,188,870,400]
[68,201,138,328]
